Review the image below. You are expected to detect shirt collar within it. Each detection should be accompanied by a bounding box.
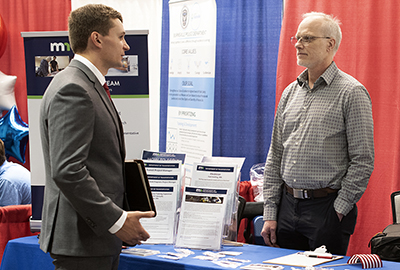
[0,160,9,172]
[73,54,106,86]
[297,61,339,88]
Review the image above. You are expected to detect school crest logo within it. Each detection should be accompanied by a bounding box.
[181,6,189,29]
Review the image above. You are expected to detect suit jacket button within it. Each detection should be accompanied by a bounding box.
[85,218,97,228]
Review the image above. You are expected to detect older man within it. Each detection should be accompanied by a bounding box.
[261,12,374,255]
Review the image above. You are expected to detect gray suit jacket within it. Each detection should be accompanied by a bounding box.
[39,59,126,256]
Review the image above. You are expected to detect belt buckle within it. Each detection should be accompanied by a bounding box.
[292,188,310,199]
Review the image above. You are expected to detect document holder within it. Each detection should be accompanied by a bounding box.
[124,159,157,216]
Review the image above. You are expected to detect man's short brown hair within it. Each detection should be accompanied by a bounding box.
[68,4,123,54]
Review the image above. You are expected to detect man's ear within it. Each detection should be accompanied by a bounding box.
[327,38,336,52]
[90,32,102,48]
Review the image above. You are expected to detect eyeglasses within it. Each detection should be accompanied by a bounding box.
[290,36,331,46]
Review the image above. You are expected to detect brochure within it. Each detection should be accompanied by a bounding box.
[122,247,160,256]
[142,149,186,164]
[139,160,183,244]
[191,162,239,240]
[175,186,229,250]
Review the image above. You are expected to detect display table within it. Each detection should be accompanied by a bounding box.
[1,236,399,270]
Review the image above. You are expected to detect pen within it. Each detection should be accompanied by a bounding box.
[306,254,333,259]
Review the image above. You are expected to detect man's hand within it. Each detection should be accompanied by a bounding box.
[336,212,344,222]
[260,220,279,247]
[115,211,155,246]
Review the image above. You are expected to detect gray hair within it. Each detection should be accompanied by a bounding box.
[302,12,342,54]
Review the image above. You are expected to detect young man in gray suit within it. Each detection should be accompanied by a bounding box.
[39,4,155,269]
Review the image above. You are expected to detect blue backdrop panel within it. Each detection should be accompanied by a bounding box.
[160,0,282,179]
[159,0,170,152]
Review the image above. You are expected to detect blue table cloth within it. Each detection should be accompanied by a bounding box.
[1,236,400,270]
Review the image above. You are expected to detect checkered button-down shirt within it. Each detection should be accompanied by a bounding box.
[263,62,374,220]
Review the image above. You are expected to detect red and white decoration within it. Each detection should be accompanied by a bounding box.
[348,254,383,269]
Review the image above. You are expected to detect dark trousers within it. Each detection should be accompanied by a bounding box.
[50,253,120,270]
[276,188,357,255]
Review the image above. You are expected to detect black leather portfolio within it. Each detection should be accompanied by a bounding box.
[124,159,156,216]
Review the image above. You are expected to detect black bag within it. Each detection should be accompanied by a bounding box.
[369,223,400,262]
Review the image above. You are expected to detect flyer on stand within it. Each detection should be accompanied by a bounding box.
[201,156,245,181]
[191,163,237,193]
[142,149,186,164]
[175,186,228,250]
[191,163,238,239]
[140,160,182,244]
[142,150,186,189]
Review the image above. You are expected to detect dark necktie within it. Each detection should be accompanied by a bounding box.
[103,83,112,100]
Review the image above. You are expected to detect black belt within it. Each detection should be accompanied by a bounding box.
[284,183,338,199]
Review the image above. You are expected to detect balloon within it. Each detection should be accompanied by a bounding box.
[0,71,17,111]
[0,106,29,163]
[0,14,7,59]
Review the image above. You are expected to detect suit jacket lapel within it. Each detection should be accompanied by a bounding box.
[69,60,126,158]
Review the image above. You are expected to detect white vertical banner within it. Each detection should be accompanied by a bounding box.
[166,0,217,182]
